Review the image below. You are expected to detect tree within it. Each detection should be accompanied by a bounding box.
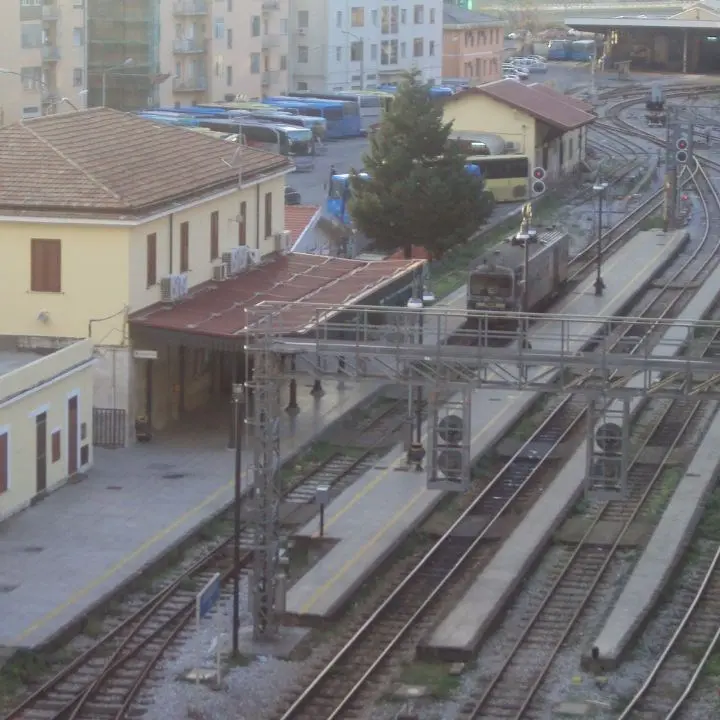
[348,69,493,259]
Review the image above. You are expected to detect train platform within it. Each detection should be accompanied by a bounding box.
[0,379,383,651]
[587,256,720,669]
[418,231,707,662]
[284,229,687,624]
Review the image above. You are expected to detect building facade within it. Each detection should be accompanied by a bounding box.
[289,0,444,92]
[442,4,503,84]
[0,0,289,126]
[0,108,293,443]
[0,339,94,522]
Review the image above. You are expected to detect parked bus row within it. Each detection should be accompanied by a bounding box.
[547,38,598,61]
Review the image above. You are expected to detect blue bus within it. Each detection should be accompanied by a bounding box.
[327,167,483,224]
[139,112,315,170]
[199,104,327,139]
[547,39,573,61]
[288,91,378,133]
[571,39,597,62]
[264,97,361,138]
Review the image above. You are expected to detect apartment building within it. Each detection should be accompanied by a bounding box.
[289,0,444,93]
[1,0,288,126]
[442,4,504,85]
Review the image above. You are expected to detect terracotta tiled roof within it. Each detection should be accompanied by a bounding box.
[443,4,504,26]
[528,83,595,114]
[0,108,292,217]
[447,80,595,131]
[285,205,320,244]
[130,252,424,337]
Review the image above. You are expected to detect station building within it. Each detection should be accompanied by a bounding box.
[565,2,720,73]
[442,79,595,179]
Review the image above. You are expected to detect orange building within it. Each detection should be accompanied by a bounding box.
[442,4,505,85]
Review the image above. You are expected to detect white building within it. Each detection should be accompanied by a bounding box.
[289,0,444,92]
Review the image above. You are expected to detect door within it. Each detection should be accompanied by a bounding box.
[36,412,47,493]
[68,396,78,475]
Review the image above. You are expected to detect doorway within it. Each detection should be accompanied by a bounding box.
[68,396,78,475]
[36,412,47,493]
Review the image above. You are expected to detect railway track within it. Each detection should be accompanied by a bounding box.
[2,399,411,720]
[457,398,705,720]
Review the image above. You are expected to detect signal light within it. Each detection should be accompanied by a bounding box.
[532,180,546,195]
[675,136,689,164]
[676,138,688,150]
[532,166,546,181]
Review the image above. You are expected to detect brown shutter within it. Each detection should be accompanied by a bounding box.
[146,233,157,287]
[210,211,219,260]
[180,222,189,272]
[264,192,272,239]
[0,433,7,493]
[31,239,43,291]
[31,239,61,292]
[238,202,246,246]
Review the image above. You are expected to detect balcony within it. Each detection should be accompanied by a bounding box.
[262,0,280,10]
[262,34,284,49]
[42,45,61,63]
[41,89,60,105]
[172,0,208,16]
[42,4,60,21]
[262,70,281,86]
[172,76,208,92]
[173,38,206,54]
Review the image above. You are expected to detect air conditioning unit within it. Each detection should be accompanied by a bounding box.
[274,230,293,252]
[221,246,248,275]
[160,273,189,303]
[297,28,307,36]
[213,263,230,281]
[248,248,262,265]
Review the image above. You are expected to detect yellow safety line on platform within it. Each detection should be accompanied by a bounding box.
[11,235,677,643]
[297,240,676,614]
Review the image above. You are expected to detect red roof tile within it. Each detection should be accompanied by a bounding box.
[528,83,595,114]
[446,80,595,131]
[285,205,320,245]
[130,252,424,337]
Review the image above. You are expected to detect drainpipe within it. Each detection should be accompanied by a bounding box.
[256,184,261,249]
[683,31,688,74]
[168,212,174,273]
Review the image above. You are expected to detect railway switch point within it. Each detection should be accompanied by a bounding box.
[284,230,686,627]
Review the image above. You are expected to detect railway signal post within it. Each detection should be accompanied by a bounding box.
[664,108,694,229]
[592,182,608,296]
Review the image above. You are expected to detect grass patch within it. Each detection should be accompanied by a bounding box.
[83,616,105,639]
[697,486,720,541]
[226,652,252,667]
[643,467,683,519]
[0,650,53,703]
[637,215,664,231]
[397,661,460,699]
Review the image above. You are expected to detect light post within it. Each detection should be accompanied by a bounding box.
[341,30,365,89]
[406,278,435,471]
[231,382,244,657]
[102,58,134,108]
[593,182,608,296]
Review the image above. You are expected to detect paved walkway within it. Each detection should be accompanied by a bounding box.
[0,379,381,649]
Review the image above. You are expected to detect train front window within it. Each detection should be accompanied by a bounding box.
[329,178,347,199]
[470,273,513,297]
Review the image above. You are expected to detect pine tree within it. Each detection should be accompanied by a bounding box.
[349,70,493,259]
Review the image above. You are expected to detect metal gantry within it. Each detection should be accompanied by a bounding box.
[244,302,720,639]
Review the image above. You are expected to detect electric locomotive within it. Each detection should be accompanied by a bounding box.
[645,83,666,127]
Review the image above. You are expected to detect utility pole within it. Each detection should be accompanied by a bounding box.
[231,382,244,657]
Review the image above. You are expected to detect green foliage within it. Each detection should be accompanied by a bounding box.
[349,70,493,259]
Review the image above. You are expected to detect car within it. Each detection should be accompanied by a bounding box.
[285,186,302,205]
[504,63,529,79]
[502,70,522,82]
[512,57,548,73]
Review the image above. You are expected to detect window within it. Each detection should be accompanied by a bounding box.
[281,18,288,34]
[381,6,398,34]
[336,10,342,27]
[21,24,42,49]
[239,202,247,245]
[73,68,83,87]
[226,65,232,85]
[413,38,423,57]
[350,41,363,62]
[429,40,435,56]
[381,39,398,64]
[210,211,219,260]
[180,222,189,272]
[251,15,261,36]
[429,8,435,23]
[400,41,406,58]
[298,10,309,28]
[227,0,232,9]
[264,192,272,239]
[0,432,7,494]
[73,26,84,45]
[371,44,377,60]
[146,233,157,287]
[297,81,308,90]
[20,66,42,90]
[30,238,61,293]
[250,53,260,73]
[280,54,287,70]
[51,430,61,463]
[413,5,423,23]
[351,7,364,27]
[336,46,341,61]
[214,18,224,39]
[371,9,378,25]
[298,45,309,63]
[227,28,233,48]
[401,9,407,23]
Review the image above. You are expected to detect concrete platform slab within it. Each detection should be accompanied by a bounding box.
[418,230,720,662]
[587,409,720,669]
[236,626,310,660]
[285,230,687,624]
[0,379,383,651]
